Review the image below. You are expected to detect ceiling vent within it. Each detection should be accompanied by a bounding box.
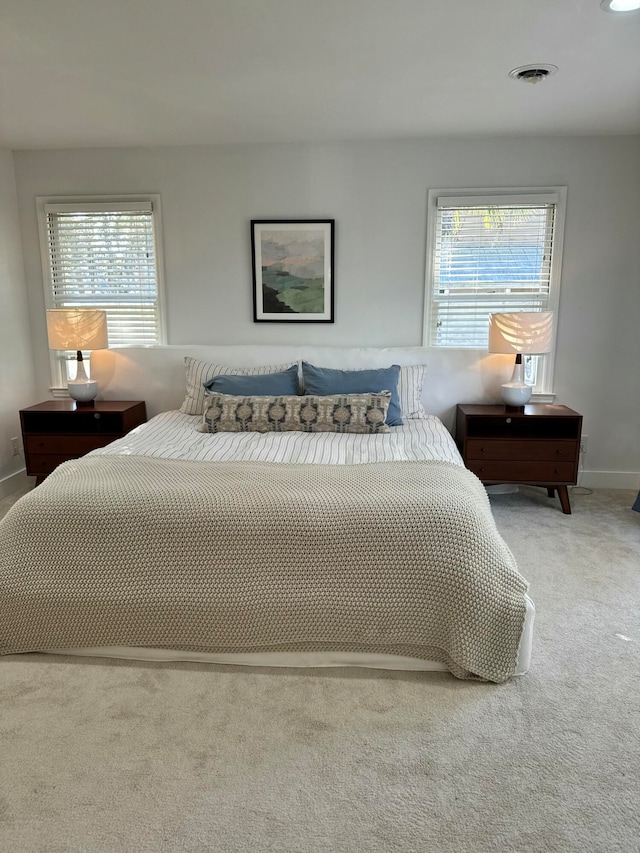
[508,64,558,84]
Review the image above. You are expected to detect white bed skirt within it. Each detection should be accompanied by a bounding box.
[44,595,535,678]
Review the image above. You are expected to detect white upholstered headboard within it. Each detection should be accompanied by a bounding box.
[91,345,504,431]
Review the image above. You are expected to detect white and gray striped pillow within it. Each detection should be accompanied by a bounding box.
[180,358,426,418]
[399,365,428,419]
[180,358,299,416]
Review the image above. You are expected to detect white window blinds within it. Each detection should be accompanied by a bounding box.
[427,193,558,348]
[44,201,164,348]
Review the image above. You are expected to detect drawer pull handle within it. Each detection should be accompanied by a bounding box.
[94,413,101,420]
[506,418,512,424]
[480,447,486,453]
[555,469,561,474]
[556,449,563,455]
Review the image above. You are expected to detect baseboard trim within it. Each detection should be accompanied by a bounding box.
[0,467,30,500]
[579,470,640,490]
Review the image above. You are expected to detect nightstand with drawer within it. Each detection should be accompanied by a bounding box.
[20,400,147,485]
[455,404,582,514]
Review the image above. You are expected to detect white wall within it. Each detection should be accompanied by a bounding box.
[0,149,37,496]
[12,136,640,485]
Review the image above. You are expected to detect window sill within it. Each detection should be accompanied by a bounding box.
[50,386,71,399]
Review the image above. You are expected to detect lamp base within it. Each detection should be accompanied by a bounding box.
[68,379,98,402]
[500,382,532,408]
[500,352,533,408]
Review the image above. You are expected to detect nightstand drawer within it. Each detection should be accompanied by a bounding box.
[25,434,114,455]
[466,439,578,462]
[467,460,576,483]
[27,453,83,476]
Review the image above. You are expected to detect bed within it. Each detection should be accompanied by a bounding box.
[0,345,534,683]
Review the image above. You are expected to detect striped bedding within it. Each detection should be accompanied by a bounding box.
[90,410,464,466]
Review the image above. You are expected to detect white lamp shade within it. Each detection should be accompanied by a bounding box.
[488,312,553,355]
[46,309,108,351]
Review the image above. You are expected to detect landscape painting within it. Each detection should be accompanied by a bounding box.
[252,220,334,322]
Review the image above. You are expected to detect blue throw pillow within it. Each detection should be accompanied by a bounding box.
[203,364,299,397]
[301,362,403,426]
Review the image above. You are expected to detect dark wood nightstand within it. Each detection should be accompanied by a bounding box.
[455,404,582,514]
[20,400,147,485]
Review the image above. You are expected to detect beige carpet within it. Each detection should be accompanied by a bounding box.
[1,485,639,853]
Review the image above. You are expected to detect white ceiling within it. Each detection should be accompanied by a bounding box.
[1,0,639,150]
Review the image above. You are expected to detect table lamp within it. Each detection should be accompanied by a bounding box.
[488,312,553,407]
[46,309,109,403]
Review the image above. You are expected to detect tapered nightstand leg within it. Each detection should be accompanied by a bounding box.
[557,485,572,514]
[547,487,555,498]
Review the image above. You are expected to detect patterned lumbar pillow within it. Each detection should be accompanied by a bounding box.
[199,392,392,434]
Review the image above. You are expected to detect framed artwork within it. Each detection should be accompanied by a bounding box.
[251,219,334,322]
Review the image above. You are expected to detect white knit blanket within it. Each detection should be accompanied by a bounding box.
[0,455,529,682]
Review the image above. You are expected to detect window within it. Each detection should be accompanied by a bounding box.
[423,188,566,395]
[38,196,166,388]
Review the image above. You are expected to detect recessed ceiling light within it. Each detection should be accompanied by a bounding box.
[508,64,558,84]
[600,0,640,11]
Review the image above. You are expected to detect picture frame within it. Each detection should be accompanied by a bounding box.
[251,219,334,323]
